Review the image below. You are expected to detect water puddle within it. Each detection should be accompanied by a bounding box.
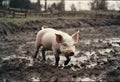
[0,37,120,82]
[2,55,34,66]
[31,76,41,82]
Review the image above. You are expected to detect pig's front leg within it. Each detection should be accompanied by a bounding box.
[64,56,71,65]
[55,53,60,66]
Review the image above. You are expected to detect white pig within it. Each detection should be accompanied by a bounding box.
[33,26,79,66]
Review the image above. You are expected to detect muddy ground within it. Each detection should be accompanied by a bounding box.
[0,18,120,82]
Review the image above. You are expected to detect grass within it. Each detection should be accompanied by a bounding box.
[0,16,54,26]
[0,10,120,27]
[0,15,83,27]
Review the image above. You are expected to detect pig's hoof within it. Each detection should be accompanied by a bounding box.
[33,57,37,61]
[55,64,58,67]
[33,57,39,62]
[33,59,38,63]
[55,63,59,67]
[33,57,36,61]
[54,65,58,68]
[64,61,69,65]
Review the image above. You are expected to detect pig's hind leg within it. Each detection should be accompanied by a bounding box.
[41,48,46,61]
[33,45,41,59]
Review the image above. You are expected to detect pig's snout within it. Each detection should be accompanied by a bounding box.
[65,50,74,56]
[69,52,74,56]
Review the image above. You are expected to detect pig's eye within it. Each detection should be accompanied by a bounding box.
[63,43,68,47]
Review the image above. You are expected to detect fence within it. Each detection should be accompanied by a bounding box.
[0,8,28,18]
[0,8,120,19]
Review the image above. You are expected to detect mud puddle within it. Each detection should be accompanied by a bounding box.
[0,18,120,81]
[0,37,120,81]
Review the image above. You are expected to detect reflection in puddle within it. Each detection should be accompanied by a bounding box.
[81,77,95,81]
[98,49,113,55]
[2,55,34,66]
[31,76,40,82]
[72,77,95,81]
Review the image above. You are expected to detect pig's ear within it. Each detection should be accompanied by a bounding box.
[72,31,79,43]
[41,25,48,30]
[55,34,63,43]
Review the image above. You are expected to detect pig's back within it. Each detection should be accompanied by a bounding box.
[41,28,59,48]
[41,28,71,42]
[36,28,72,49]
[36,28,59,49]
[36,28,56,45]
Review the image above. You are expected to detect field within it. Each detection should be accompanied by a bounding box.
[0,13,120,81]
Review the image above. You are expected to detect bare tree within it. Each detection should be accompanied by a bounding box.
[48,2,57,14]
[57,0,65,12]
[91,0,108,10]
[44,0,47,11]
[71,4,76,11]
[78,1,81,11]
[37,0,41,12]
[48,0,65,13]
[60,0,65,12]
[116,1,120,11]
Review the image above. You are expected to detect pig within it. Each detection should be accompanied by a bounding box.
[33,26,79,66]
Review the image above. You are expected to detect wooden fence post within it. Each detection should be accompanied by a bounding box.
[12,10,15,18]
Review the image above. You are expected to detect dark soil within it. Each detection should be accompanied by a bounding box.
[0,18,120,82]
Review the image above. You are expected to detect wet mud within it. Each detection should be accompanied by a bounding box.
[0,18,120,82]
